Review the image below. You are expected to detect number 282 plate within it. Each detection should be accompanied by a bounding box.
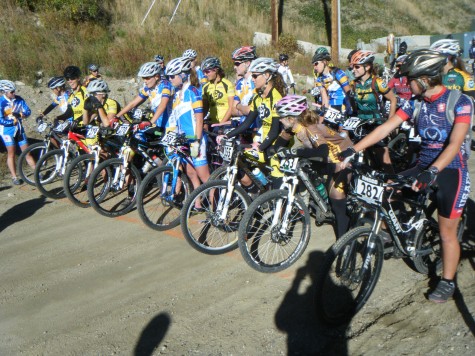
[355,175,384,204]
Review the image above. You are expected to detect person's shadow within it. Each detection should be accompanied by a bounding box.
[134,312,171,356]
[275,250,351,355]
[0,195,48,233]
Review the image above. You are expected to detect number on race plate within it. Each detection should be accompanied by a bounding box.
[115,124,130,136]
[342,117,361,130]
[160,131,178,146]
[220,141,234,162]
[355,175,384,205]
[54,121,69,132]
[37,123,48,133]
[324,108,342,124]
[279,157,299,173]
[86,126,100,139]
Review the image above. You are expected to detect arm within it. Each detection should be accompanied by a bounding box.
[383,89,398,118]
[226,111,258,138]
[220,95,234,123]
[259,116,281,151]
[234,100,251,116]
[320,87,330,108]
[150,96,170,125]
[353,114,404,152]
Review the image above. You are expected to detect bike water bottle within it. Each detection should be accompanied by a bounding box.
[142,161,152,173]
[315,177,328,202]
[252,168,268,186]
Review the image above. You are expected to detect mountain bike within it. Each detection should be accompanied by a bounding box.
[180,137,271,254]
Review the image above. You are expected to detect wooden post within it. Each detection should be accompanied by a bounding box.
[271,0,279,46]
[331,0,339,63]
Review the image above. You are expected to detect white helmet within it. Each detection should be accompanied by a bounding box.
[138,62,161,77]
[182,49,197,59]
[165,57,193,76]
[430,39,460,56]
[0,80,16,92]
[249,57,279,73]
[87,79,110,93]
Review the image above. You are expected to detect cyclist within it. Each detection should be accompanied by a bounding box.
[390,41,408,70]
[37,76,72,124]
[83,79,119,128]
[201,57,235,132]
[430,39,475,100]
[231,46,257,127]
[469,37,475,75]
[388,54,412,105]
[0,80,34,185]
[339,49,473,303]
[64,65,88,126]
[182,49,207,92]
[154,54,165,69]
[312,47,354,115]
[350,50,397,173]
[116,62,172,130]
[273,95,353,239]
[277,53,296,94]
[83,64,102,87]
[165,56,210,192]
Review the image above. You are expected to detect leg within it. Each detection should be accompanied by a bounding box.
[438,215,461,280]
[6,145,17,178]
[20,143,36,169]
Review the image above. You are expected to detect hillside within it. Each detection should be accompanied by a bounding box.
[0,0,474,81]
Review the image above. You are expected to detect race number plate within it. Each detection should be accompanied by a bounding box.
[355,175,384,205]
[37,123,48,133]
[86,126,100,139]
[160,131,178,146]
[324,107,342,124]
[342,117,361,130]
[115,124,130,136]
[279,157,299,174]
[220,140,234,162]
[54,121,69,132]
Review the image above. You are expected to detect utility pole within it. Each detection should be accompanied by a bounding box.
[271,0,279,45]
[331,0,340,64]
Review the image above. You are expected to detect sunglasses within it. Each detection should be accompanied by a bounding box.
[167,75,176,80]
[313,61,321,66]
[352,65,362,70]
[65,77,78,81]
[142,76,154,80]
[233,61,242,66]
[203,69,215,74]
[251,73,263,79]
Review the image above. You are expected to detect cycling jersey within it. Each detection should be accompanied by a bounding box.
[195,66,208,93]
[202,78,235,125]
[354,75,390,121]
[278,64,295,87]
[0,95,31,147]
[234,75,256,123]
[250,88,283,151]
[315,67,350,107]
[138,80,172,129]
[84,74,102,87]
[68,86,88,124]
[443,68,475,98]
[397,87,473,169]
[388,76,412,100]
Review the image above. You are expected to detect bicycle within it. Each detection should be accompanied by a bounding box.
[86,124,164,218]
[180,137,271,254]
[135,131,196,231]
[314,162,466,326]
[34,121,92,199]
[16,117,65,186]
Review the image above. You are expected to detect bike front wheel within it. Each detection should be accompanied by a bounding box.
[34,148,68,199]
[136,165,192,231]
[17,141,48,186]
[181,180,251,254]
[315,226,384,326]
[237,189,311,273]
[64,153,97,208]
[87,158,141,217]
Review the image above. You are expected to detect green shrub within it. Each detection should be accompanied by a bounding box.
[277,34,303,57]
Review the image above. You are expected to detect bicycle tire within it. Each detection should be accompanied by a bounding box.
[34,148,68,199]
[63,153,96,208]
[17,142,48,186]
[208,165,229,181]
[136,165,192,231]
[237,189,311,273]
[315,226,384,326]
[87,157,141,217]
[181,179,251,254]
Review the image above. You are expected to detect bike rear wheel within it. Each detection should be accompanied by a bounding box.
[64,153,97,208]
[181,180,251,254]
[237,189,311,273]
[315,226,384,326]
[34,148,68,199]
[136,165,192,231]
[17,142,48,186]
[87,158,141,217]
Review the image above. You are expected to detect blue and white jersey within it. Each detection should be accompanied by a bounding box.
[138,80,173,129]
[234,75,256,123]
[0,94,31,126]
[168,82,203,138]
[50,91,71,114]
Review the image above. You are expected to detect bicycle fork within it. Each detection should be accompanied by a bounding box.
[273,175,299,234]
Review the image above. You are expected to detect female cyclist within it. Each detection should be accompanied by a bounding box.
[350,50,397,173]
[63,65,88,126]
[430,39,475,100]
[201,57,235,132]
[83,64,102,87]
[182,49,207,92]
[83,79,119,128]
[388,54,412,105]
[312,47,354,115]
[37,76,72,125]
[116,62,172,130]
[277,53,296,94]
[273,95,353,239]
[165,56,210,191]
[339,49,473,303]
[0,80,34,185]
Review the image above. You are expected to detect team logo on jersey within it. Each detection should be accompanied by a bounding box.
[456,105,472,115]
[468,79,474,89]
[70,97,80,107]
[212,90,223,100]
[258,104,270,119]
[437,103,446,112]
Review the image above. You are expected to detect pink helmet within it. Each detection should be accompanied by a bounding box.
[275,95,308,117]
[231,46,257,62]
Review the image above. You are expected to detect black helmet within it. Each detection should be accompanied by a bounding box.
[312,47,331,63]
[63,65,81,79]
[397,49,447,79]
[279,53,289,62]
[399,41,408,52]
